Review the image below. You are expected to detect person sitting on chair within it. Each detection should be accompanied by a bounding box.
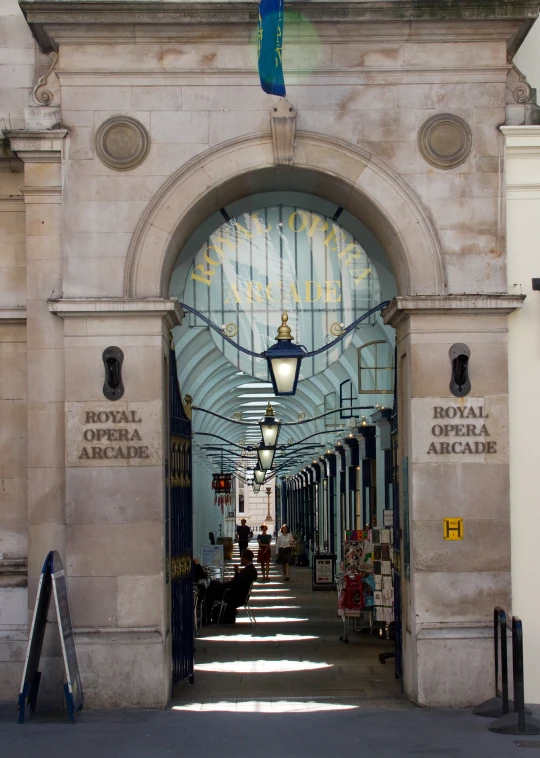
[203,549,257,624]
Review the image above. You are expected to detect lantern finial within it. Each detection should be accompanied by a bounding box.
[265,402,275,417]
[276,311,294,341]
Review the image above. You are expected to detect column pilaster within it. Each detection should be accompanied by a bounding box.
[48,297,182,708]
[384,294,523,707]
[6,129,68,704]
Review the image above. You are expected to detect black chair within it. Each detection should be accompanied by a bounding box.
[213,582,256,626]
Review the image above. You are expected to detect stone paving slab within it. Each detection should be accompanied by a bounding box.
[2,703,540,758]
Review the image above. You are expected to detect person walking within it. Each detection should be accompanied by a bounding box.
[276,524,295,582]
[236,518,251,555]
[257,524,272,581]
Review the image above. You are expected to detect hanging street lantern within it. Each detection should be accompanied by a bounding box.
[211,472,233,492]
[211,472,233,514]
[263,311,306,396]
[254,466,266,485]
[257,445,276,472]
[181,300,389,399]
[259,401,281,447]
[253,481,262,494]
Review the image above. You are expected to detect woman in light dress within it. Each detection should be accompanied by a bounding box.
[276,524,295,582]
[257,524,272,581]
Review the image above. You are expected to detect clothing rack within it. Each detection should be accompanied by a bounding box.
[336,572,374,643]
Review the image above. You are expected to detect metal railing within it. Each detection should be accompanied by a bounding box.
[475,608,540,736]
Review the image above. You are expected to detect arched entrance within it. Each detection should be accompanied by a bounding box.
[134,134,437,702]
[166,183,404,701]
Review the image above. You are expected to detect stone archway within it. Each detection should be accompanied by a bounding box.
[124,132,445,299]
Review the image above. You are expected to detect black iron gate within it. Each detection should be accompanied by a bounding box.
[169,349,194,689]
[391,357,403,682]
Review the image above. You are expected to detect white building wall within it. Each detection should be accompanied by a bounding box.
[242,481,276,537]
[514,20,540,91]
[502,125,540,702]
[192,463,226,557]
[0,0,36,132]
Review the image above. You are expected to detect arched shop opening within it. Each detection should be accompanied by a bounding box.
[168,189,402,691]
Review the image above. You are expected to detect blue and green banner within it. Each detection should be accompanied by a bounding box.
[257,0,286,96]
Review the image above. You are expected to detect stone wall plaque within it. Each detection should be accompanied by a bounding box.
[418,113,472,170]
[66,401,161,466]
[95,116,149,171]
[411,397,507,464]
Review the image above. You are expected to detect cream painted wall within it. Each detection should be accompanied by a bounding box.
[514,20,540,91]
[0,0,35,131]
[192,463,227,557]
[243,481,276,536]
[503,125,540,702]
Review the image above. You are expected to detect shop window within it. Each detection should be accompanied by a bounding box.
[324,391,337,427]
[358,340,394,394]
[339,379,354,419]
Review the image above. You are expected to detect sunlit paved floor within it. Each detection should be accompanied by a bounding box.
[6,543,537,757]
[174,541,407,708]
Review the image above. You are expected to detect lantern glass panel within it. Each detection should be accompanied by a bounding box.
[257,446,275,471]
[269,357,298,395]
[260,417,280,447]
[254,469,266,485]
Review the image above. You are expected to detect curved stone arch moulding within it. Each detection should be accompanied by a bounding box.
[124,132,445,299]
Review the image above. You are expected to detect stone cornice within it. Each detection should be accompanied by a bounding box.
[383,294,525,328]
[501,125,540,150]
[48,297,184,329]
[4,129,69,161]
[20,0,538,53]
[0,307,27,323]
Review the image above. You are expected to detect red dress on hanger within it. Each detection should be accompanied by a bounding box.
[339,574,365,611]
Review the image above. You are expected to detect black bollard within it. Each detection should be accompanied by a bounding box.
[489,617,540,735]
[474,607,512,718]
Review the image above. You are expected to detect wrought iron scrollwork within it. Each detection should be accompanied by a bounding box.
[170,435,191,488]
[170,553,192,581]
[221,323,238,338]
[329,322,345,337]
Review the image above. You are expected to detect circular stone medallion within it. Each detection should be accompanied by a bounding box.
[418,113,472,170]
[95,116,149,171]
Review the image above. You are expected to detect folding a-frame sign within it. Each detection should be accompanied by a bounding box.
[17,551,84,724]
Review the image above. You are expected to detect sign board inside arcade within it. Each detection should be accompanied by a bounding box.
[180,205,382,379]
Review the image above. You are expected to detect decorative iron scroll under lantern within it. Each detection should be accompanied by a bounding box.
[212,472,233,513]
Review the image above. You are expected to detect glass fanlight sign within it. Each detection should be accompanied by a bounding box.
[182,205,381,380]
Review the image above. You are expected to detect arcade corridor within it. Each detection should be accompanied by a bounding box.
[173,543,405,708]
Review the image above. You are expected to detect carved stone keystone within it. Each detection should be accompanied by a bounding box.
[270,98,296,166]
